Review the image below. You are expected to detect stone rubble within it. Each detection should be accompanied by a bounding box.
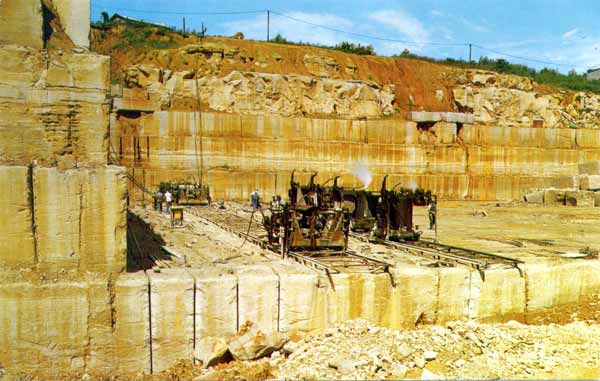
[270,318,600,380]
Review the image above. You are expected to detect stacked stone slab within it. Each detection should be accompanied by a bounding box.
[523,161,600,206]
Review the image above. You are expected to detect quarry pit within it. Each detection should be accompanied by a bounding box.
[2,1,600,380]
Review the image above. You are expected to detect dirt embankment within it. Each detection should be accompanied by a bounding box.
[91,25,460,113]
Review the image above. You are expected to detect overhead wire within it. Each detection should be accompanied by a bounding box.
[90,3,589,70]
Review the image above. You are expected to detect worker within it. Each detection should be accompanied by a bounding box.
[164,190,173,214]
[278,195,287,208]
[271,195,279,210]
[428,199,437,230]
[154,190,163,212]
[250,189,261,210]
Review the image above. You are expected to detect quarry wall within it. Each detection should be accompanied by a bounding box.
[111,61,600,202]
[3,261,599,375]
[3,1,600,378]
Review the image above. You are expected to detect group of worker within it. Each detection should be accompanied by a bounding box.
[153,189,174,213]
[250,189,286,211]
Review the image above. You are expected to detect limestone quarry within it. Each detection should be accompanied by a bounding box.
[2,1,600,380]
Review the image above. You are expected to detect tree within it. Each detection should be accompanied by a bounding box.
[101,11,109,24]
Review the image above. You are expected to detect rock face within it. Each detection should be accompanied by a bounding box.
[0,0,43,49]
[123,65,395,118]
[453,70,600,129]
[52,0,91,48]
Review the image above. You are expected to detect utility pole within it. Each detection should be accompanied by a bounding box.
[469,43,472,62]
[267,10,270,41]
[183,17,186,33]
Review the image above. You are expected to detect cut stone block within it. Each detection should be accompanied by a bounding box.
[0,0,43,49]
[114,272,151,375]
[0,281,88,376]
[148,269,195,373]
[543,189,566,206]
[190,268,238,341]
[523,190,544,204]
[565,190,594,207]
[579,175,600,191]
[382,266,437,329]
[0,166,35,268]
[52,0,91,48]
[594,192,600,207]
[579,161,600,175]
[272,261,324,334]
[236,265,279,334]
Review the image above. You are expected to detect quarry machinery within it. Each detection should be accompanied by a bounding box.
[264,170,350,256]
[159,181,211,205]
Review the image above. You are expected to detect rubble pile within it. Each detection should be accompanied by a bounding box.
[272,319,600,380]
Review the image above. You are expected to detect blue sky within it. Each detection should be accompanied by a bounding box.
[91,0,600,73]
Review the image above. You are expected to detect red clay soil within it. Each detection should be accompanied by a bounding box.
[91,25,460,112]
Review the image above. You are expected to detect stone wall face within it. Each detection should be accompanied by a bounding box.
[0,45,110,166]
[112,108,600,201]
[0,0,43,49]
[0,1,131,378]
[52,0,91,48]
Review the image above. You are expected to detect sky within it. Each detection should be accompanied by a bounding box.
[91,0,600,73]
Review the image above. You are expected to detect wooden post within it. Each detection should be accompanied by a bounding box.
[183,17,186,33]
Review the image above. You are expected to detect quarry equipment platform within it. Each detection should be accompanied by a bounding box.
[186,205,395,276]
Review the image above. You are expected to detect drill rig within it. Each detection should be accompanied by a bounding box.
[264,171,350,256]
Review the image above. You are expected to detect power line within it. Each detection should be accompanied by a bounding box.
[91,1,265,16]
[270,10,468,47]
[89,2,589,70]
[473,44,588,70]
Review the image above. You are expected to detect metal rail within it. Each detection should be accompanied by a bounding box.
[351,233,523,280]
[186,206,395,278]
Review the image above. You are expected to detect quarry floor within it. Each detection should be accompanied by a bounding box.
[132,200,600,270]
[120,201,600,380]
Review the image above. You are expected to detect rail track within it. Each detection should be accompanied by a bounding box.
[351,232,523,280]
[186,206,395,281]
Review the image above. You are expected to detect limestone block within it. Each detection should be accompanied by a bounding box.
[33,167,82,271]
[579,175,600,191]
[579,161,600,175]
[326,273,393,327]
[0,166,35,268]
[0,0,43,49]
[34,167,127,274]
[0,281,88,376]
[548,176,578,190]
[382,266,437,329]
[436,267,470,323]
[79,166,128,274]
[523,190,544,204]
[189,268,238,341]
[524,262,600,318]
[148,269,195,373]
[565,190,594,207]
[594,192,600,207]
[271,261,324,334]
[236,265,279,334]
[543,189,566,206]
[86,278,116,372]
[469,268,525,323]
[52,0,91,48]
[430,122,457,144]
[114,272,151,375]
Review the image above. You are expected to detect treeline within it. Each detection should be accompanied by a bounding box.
[270,34,376,55]
[397,50,600,94]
